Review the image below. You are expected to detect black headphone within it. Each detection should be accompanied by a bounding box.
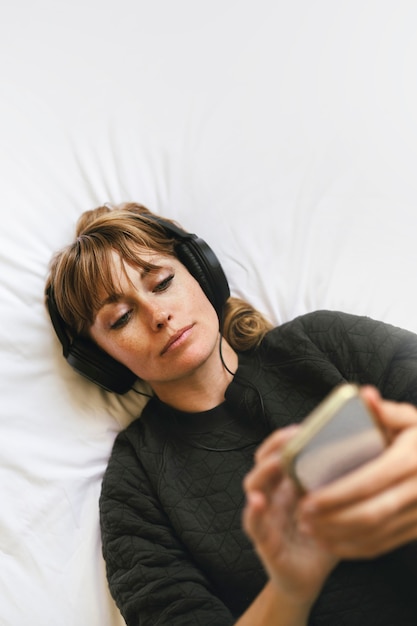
[46,214,230,394]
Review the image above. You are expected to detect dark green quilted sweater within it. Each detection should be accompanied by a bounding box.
[100,311,417,625]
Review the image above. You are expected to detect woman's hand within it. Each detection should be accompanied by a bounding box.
[242,426,338,608]
[297,386,417,559]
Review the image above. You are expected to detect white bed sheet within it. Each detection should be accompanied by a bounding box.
[2,1,417,624]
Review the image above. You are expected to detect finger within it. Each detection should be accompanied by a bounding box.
[243,452,283,493]
[318,513,417,559]
[302,473,417,561]
[244,477,300,542]
[242,491,269,543]
[254,425,300,462]
[306,473,417,539]
[361,386,417,431]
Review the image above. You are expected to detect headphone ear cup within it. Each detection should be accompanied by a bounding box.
[174,237,230,320]
[46,286,136,394]
[67,337,137,394]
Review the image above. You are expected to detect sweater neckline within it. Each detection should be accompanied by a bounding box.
[152,397,235,434]
[151,348,264,435]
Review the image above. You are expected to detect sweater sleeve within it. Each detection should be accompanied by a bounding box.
[299,310,417,405]
[99,430,235,626]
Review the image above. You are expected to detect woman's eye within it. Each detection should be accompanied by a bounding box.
[154,274,174,293]
[110,310,132,330]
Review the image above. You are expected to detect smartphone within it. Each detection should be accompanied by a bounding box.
[281,383,387,492]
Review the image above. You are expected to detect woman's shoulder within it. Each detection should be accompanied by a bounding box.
[258,309,401,359]
[261,309,351,344]
[259,309,417,372]
[266,309,391,340]
[107,397,167,463]
[101,397,167,495]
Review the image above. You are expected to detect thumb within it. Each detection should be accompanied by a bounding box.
[360,385,417,433]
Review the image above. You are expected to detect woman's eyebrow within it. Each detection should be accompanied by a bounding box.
[96,264,166,310]
[97,293,122,311]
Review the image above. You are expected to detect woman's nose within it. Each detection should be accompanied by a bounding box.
[156,313,172,329]
[144,300,172,330]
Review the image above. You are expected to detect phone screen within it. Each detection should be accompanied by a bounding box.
[283,385,387,491]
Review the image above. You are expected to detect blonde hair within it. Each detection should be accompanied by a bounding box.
[223,296,273,351]
[46,202,273,351]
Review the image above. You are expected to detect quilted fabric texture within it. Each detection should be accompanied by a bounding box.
[100,311,417,625]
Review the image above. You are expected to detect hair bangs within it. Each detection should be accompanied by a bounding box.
[52,225,175,335]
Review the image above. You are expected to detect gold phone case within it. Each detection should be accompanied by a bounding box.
[281,383,387,492]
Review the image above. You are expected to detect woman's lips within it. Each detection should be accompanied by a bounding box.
[161,325,194,355]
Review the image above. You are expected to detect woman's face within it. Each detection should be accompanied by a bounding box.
[89,251,220,393]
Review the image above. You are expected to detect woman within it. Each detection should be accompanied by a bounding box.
[46,202,417,625]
